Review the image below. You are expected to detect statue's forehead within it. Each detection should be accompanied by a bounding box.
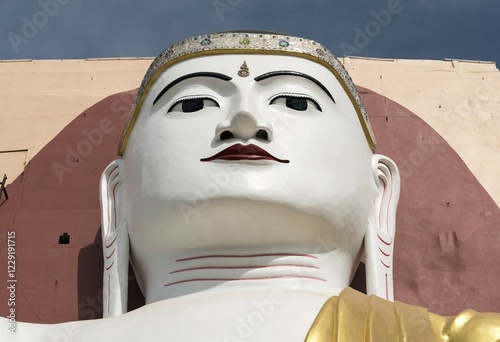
[145,54,344,101]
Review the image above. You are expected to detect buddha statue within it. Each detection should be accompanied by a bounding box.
[1,31,498,341]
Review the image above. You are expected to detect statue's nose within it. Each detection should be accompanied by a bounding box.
[215,110,273,142]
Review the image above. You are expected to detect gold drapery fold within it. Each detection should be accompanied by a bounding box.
[305,287,500,341]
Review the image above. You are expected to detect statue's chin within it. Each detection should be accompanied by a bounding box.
[126,195,365,254]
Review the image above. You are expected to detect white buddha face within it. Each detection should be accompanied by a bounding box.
[122,54,378,285]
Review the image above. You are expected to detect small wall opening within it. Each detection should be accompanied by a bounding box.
[58,232,70,244]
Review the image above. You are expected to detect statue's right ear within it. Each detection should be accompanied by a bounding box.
[99,159,129,317]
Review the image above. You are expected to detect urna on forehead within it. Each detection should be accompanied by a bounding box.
[118,31,377,155]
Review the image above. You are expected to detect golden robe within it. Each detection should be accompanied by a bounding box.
[306,288,500,341]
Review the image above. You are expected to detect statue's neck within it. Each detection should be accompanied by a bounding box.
[141,248,353,304]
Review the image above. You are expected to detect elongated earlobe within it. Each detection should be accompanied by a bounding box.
[99,159,129,317]
[365,155,400,301]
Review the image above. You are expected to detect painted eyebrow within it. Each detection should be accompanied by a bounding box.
[254,70,335,103]
[153,72,232,105]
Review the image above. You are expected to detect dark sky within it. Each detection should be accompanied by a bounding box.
[1,0,499,63]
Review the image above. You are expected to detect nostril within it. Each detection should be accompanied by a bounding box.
[256,129,268,141]
[220,130,234,140]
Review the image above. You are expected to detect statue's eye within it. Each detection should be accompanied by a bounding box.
[269,95,322,112]
[168,97,219,113]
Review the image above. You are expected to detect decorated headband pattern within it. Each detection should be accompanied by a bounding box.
[118,32,377,155]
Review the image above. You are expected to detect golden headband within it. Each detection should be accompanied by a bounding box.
[118,32,376,155]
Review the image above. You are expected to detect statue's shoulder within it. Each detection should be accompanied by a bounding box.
[306,287,500,342]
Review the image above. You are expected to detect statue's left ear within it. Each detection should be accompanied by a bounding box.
[365,155,400,301]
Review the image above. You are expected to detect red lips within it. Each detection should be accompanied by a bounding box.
[200,144,289,163]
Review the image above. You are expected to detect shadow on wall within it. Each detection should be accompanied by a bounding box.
[77,229,145,320]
